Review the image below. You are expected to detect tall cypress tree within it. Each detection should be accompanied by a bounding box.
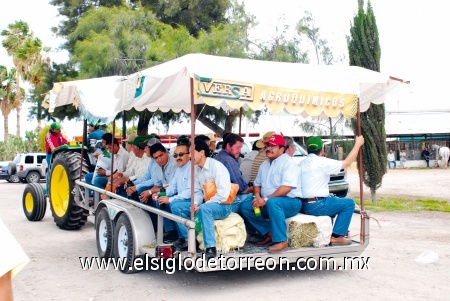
[347,0,386,204]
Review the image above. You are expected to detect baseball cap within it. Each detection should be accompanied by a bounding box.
[131,137,147,149]
[306,136,323,152]
[50,122,61,130]
[145,137,161,147]
[256,131,276,148]
[124,134,138,143]
[206,133,220,141]
[264,134,285,147]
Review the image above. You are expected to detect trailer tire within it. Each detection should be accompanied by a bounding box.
[96,207,114,259]
[49,152,89,230]
[114,213,142,274]
[22,183,47,221]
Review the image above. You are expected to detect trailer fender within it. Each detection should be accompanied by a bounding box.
[100,199,155,257]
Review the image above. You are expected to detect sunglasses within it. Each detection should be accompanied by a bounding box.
[173,152,189,158]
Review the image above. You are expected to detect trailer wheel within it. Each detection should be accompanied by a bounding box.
[96,207,114,259]
[22,183,47,221]
[49,152,89,230]
[114,213,142,274]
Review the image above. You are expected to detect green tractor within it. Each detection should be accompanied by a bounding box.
[22,140,97,230]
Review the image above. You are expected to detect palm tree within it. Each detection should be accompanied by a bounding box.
[0,66,17,142]
[1,20,44,137]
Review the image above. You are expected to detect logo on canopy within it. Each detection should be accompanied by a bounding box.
[194,74,358,118]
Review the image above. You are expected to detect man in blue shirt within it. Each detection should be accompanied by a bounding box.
[241,134,302,253]
[214,133,254,214]
[157,143,203,251]
[87,122,106,141]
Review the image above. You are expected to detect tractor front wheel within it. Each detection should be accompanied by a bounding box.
[22,183,46,221]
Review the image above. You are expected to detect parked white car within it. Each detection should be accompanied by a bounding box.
[9,153,47,184]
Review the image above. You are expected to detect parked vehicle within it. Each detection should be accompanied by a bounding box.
[9,153,47,184]
[0,161,20,183]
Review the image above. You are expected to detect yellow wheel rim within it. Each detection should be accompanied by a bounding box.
[25,192,34,213]
[51,165,70,217]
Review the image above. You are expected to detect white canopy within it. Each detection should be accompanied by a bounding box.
[51,53,400,121]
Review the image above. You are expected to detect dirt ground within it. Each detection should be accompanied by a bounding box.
[1,167,450,301]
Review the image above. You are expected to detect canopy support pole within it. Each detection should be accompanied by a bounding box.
[108,120,116,193]
[357,98,365,243]
[239,107,243,135]
[79,119,87,180]
[189,78,197,256]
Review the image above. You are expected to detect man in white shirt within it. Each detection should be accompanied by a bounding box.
[298,136,364,246]
[240,134,303,253]
[113,136,150,198]
[194,140,233,259]
[387,149,396,169]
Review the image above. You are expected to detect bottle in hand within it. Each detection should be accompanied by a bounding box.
[159,186,167,210]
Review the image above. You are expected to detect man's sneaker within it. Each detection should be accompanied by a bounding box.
[173,238,188,251]
[330,236,352,246]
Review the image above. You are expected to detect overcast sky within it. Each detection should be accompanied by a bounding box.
[0,0,449,139]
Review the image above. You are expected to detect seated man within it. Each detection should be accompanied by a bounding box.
[156,143,204,250]
[87,122,106,141]
[240,134,302,253]
[298,136,364,246]
[240,140,262,184]
[95,137,129,189]
[248,131,275,185]
[125,136,159,198]
[194,140,233,259]
[114,136,150,198]
[137,142,178,238]
[85,133,113,189]
[214,133,253,213]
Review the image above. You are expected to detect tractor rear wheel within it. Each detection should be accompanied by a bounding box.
[22,183,47,221]
[49,152,89,230]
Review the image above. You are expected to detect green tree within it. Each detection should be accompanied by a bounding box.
[347,0,385,204]
[27,62,80,129]
[1,20,45,137]
[0,66,17,142]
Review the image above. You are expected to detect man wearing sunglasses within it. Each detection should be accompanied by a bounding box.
[156,143,204,251]
[140,142,178,239]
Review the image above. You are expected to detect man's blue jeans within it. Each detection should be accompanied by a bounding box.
[45,153,52,193]
[231,193,253,213]
[241,196,301,243]
[198,201,232,248]
[388,161,396,169]
[170,199,192,239]
[300,196,355,236]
